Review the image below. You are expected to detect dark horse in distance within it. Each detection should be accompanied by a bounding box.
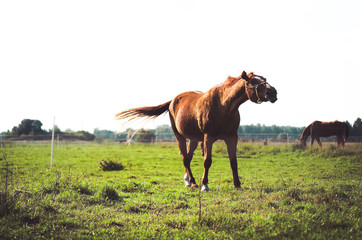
[300,121,349,147]
[116,71,277,191]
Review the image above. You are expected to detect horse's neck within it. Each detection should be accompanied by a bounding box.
[220,80,249,113]
[301,125,311,140]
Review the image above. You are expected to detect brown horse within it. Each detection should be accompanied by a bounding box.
[300,121,349,147]
[116,71,277,190]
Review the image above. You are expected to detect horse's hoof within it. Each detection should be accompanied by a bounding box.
[184,173,191,187]
[191,183,198,188]
[201,184,210,191]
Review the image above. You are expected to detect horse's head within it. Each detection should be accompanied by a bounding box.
[299,138,307,147]
[241,71,278,104]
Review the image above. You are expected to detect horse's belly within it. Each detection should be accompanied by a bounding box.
[175,114,204,141]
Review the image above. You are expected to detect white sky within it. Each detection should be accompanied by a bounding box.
[1,0,361,133]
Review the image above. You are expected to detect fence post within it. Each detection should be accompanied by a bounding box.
[50,117,55,170]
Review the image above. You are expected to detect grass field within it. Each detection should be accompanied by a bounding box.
[1,141,361,239]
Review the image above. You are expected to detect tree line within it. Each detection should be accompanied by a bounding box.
[345,118,362,136]
[3,118,362,142]
[3,119,95,141]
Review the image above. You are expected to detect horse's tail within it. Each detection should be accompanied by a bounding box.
[115,101,171,121]
[344,123,349,142]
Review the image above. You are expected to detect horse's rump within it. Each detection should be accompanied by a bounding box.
[169,91,208,140]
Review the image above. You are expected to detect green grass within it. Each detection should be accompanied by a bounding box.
[1,141,361,239]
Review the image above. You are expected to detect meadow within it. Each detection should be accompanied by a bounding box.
[0,141,361,239]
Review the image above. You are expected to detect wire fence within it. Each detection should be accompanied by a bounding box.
[116,132,362,144]
[1,132,361,148]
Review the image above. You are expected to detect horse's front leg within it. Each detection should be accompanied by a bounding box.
[338,136,345,147]
[317,137,322,147]
[225,135,241,189]
[201,135,215,191]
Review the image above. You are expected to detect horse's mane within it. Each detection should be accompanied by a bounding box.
[205,76,240,94]
[223,72,259,87]
[224,76,241,86]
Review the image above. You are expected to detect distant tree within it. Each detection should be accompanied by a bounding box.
[155,125,174,141]
[237,126,243,136]
[155,125,173,134]
[116,130,130,142]
[352,118,362,136]
[277,133,288,142]
[9,119,46,136]
[53,125,62,135]
[76,131,96,141]
[345,121,353,135]
[94,128,116,140]
[239,124,304,136]
[65,128,73,133]
[10,126,19,136]
[135,129,156,143]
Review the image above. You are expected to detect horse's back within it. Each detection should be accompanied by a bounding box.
[169,91,203,116]
[311,120,346,137]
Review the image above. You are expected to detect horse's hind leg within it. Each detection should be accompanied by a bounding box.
[201,135,216,191]
[176,135,198,188]
[184,140,198,187]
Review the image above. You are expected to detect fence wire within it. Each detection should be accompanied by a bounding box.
[1,133,361,147]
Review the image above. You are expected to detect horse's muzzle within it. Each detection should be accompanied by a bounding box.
[267,88,277,103]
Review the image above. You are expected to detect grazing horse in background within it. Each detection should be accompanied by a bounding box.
[300,121,349,147]
[116,71,277,191]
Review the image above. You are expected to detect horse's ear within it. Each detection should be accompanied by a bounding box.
[241,71,249,81]
[247,72,255,79]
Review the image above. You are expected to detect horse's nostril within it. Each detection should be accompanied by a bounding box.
[267,88,277,96]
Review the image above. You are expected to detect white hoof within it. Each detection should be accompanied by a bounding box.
[184,173,191,187]
[201,184,210,191]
